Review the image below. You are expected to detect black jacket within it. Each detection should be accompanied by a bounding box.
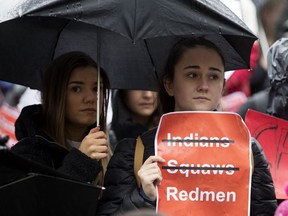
[97,128,277,216]
[10,105,102,183]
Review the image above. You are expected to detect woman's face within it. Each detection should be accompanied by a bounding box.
[124,90,158,120]
[65,66,103,128]
[164,45,225,111]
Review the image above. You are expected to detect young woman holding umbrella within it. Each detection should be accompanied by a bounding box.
[97,37,277,215]
[11,51,111,187]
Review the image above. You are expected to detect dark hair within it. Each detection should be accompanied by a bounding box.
[159,37,225,113]
[119,89,161,128]
[41,51,110,147]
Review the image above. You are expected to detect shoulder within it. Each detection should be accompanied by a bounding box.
[250,137,277,214]
[251,137,263,153]
[140,127,158,160]
[114,127,158,151]
[140,127,157,146]
[250,137,269,167]
[108,138,138,170]
[11,136,68,168]
[15,104,43,140]
[114,137,137,153]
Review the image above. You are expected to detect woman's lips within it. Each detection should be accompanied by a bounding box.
[81,108,96,112]
[193,97,210,101]
[139,103,154,108]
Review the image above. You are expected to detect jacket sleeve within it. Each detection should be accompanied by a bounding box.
[58,147,102,183]
[250,137,278,216]
[11,139,102,183]
[97,138,154,216]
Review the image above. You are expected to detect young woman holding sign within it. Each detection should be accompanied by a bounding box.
[97,37,277,215]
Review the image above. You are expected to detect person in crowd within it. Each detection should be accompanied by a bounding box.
[10,51,111,187]
[97,37,277,215]
[265,37,288,120]
[249,0,286,95]
[221,0,287,113]
[237,4,288,119]
[109,89,160,151]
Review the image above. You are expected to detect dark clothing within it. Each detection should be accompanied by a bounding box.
[239,38,288,121]
[109,122,148,152]
[266,38,288,120]
[237,89,269,119]
[249,63,270,95]
[98,127,277,216]
[10,105,102,183]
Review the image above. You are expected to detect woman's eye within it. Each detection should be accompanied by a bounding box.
[71,86,81,92]
[188,73,199,79]
[210,75,219,80]
[93,85,104,92]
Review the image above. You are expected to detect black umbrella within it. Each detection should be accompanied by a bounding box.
[0,149,101,216]
[0,16,157,90]
[0,0,257,91]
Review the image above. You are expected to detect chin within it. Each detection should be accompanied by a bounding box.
[81,119,96,126]
[191,106,212,112]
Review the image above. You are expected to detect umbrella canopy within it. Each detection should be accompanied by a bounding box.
[0,0,257,90]
[0,16,157,90]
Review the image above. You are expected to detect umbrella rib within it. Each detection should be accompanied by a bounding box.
[50,19,71,61]
[133,0,137,43]
[143,40,160,84]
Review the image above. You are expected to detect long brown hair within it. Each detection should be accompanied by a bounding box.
[159,37,225,114]
[41,51,111,185]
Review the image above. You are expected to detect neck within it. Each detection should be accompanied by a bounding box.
[131,114,151,127]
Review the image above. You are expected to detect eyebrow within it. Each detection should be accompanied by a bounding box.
[183,65,223,73]
[68,81,103,85]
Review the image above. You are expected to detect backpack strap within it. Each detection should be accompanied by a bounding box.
[134,136,144,188]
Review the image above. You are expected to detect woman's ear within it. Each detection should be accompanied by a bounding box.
[163,77,174,96]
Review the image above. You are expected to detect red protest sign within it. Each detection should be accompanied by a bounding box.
[156,112,252,216]
[245,109,288,199]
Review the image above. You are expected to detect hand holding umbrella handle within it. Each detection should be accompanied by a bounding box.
[79,127,108,161]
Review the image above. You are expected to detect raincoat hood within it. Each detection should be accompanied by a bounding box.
[266,37,288,119]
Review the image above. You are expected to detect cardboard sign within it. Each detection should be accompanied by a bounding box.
[156,112,252,216]
[245,109,288,199]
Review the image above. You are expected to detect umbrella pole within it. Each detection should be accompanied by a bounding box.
[96,28,101,127]
[97,65,100,127]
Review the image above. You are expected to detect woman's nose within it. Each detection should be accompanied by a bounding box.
[142,90,156,98]
[84,90,96,103]
[197,78,209,92]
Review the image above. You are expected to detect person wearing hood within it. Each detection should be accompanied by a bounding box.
[241,37,288,207]
[237,4,288,120]
[109,89,161,151]
[265,40,288,119]
[97,37,277,215]
[237,37,288,120]
[10,51,111,187]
